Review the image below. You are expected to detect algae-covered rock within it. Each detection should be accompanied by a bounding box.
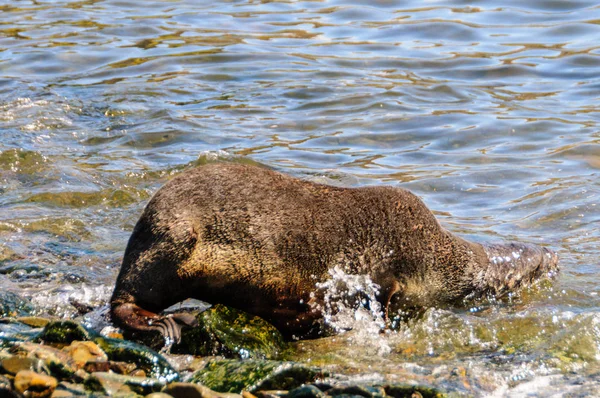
[130,303,288,359]
[190,359,326,394]
[93,336,178,382]
[178,304,287,359]
[37,321,93,345]
[0,291,34,318]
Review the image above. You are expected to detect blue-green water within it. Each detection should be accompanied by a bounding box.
[1,1,600,395]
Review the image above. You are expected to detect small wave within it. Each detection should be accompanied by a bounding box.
[311,266,391,355]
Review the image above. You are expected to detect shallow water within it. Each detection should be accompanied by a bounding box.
[1,0,599,395]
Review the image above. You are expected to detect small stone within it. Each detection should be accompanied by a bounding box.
[129,369,146,378]
[327,386,373,398]
[253,391,287,398]
[146,393,174,398]
[1,356,43,375]
[14,370,58,398]
[164,382,229,398]
[93,336,178,382]
[287,385,325,398]
[0,387,20,398]
[85,371,165,396]
[17,317,51,328]
[0,374,11,388]
[11,342,81,381]
[51,381,88,397]
[62,341,107,368]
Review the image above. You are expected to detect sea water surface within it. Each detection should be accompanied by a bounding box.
[1,0,600,395]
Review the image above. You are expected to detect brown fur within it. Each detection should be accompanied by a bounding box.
[111,163,558,339]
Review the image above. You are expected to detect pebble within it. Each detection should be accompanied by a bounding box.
[62,341,108,368]
[14,370,58,398]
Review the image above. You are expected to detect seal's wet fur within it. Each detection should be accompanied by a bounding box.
[111,163,558,341]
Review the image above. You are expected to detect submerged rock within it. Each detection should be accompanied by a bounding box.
[190,358,326,394]
[85,371,165,396]
[0,292,34,318]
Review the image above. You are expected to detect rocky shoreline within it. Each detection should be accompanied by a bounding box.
[0,293,450,397]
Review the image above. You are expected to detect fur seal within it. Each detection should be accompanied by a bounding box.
[110,163,558,341]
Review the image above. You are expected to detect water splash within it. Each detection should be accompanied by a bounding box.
[311,266,391,355]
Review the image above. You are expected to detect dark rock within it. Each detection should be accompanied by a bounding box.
[384,384,447,398]
[190,359,325,394]
[93,336,178,382]
[327,386,376,398]
[163,382,224,398]
[287,385,326,398]
[253,391,287,398]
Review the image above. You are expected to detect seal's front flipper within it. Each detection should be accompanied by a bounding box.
[112,302,198,345]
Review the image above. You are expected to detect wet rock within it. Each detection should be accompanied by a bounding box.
[0,291,34,317]
[11,342,83,381]
[133,304,288,359]
[163,382,225,398]
[50,381,88,397]
[384,384,446,398]
[327,385,387,398]
[0,319,40,346]
[93,336,178,382]
[82,360,136,375]
[190,359,325,393]
[287,385,326,398]
[37,321,92,345]
[0,373,11,388]
[14,370,58,398]
[1,355,44,375]
[62,341,107,368]
[85,371,164,396]
[252,390,287,398]
[17,317,51,328]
